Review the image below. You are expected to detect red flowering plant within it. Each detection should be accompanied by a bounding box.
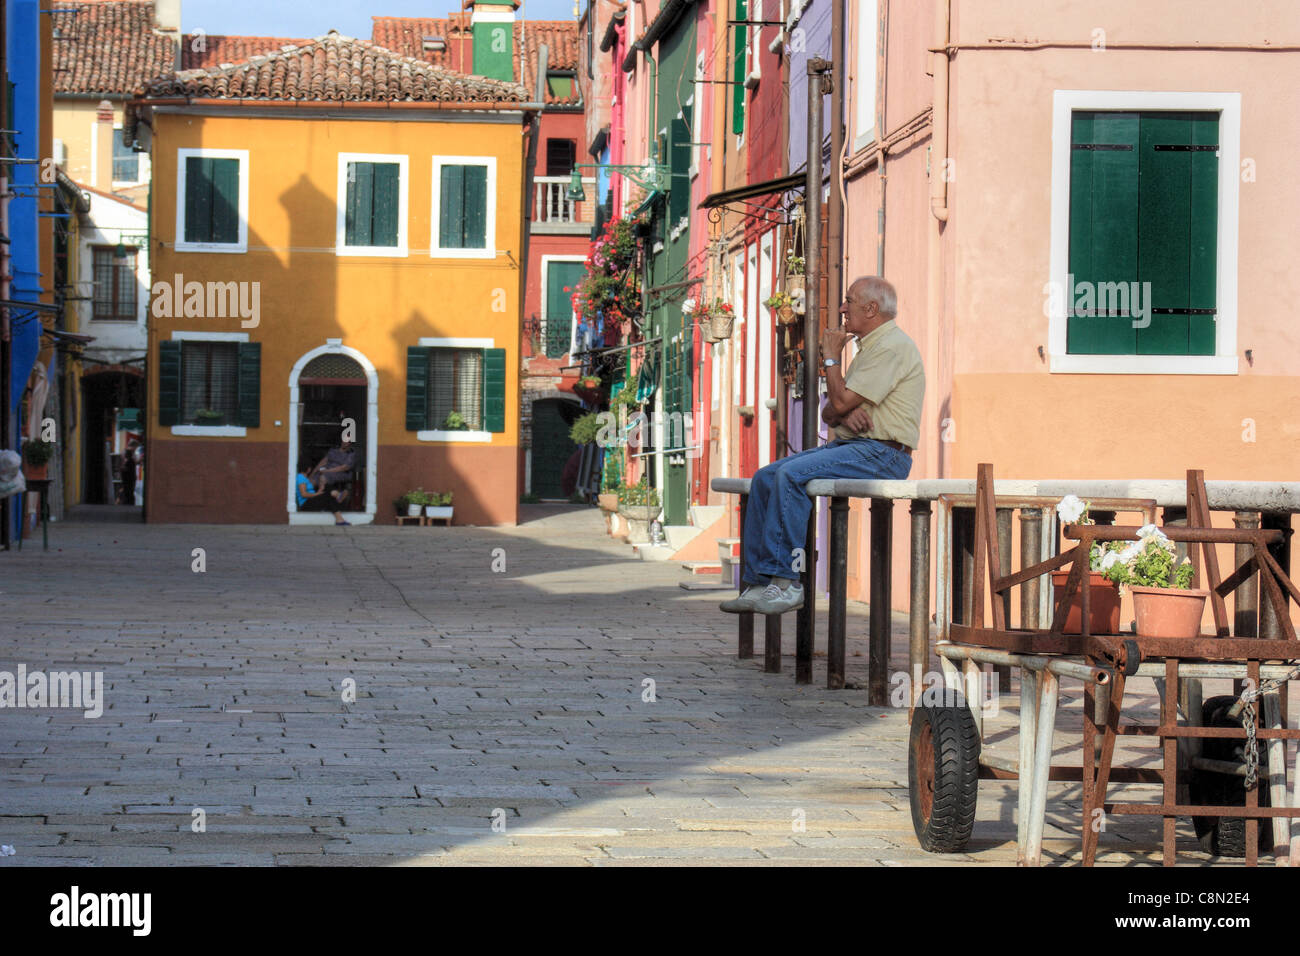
[568,216,643,336]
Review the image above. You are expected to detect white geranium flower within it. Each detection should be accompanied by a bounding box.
[1099,550,1121,571]
[1136,523,1168,542]
[682,298,697,315]
[1119,542,1143,563]
[1056,494,1086,524]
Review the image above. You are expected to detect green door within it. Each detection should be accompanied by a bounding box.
[532,399,579,498]
[546,261,585,358]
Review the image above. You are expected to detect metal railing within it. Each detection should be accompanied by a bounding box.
[711,475,1300,701]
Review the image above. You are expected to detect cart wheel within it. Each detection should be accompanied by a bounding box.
[1189,695,1273,858]
[909,695,980,853]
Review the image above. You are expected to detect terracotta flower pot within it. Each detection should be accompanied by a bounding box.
[597,492,618,513]
[1050,570,1121,635]
[1132,585,1209,639]
[776,304,797,325]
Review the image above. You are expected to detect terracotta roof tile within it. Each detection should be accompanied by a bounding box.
[137,32,528,105]
[52,1,176,95]
[180,35,309,71]
[371,16,581,106]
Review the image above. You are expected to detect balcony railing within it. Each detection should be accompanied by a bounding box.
[532,175,597,232]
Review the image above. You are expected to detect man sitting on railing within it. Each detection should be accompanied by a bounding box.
[721,275,925,616]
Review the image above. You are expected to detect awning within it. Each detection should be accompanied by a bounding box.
[632,188,662,219]
[698,172,805,210]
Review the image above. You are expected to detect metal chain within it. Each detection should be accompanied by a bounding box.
[1237,664,1300,789]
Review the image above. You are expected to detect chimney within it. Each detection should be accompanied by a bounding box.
[94,100,114,189]
[153,0,183,69]
[465,0,516,82]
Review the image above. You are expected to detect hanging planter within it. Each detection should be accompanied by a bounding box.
[708,301,735,340]
[764,291,799,326]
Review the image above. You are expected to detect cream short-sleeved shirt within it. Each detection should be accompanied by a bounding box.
[831,319,925,448]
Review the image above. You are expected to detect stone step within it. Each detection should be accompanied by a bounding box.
[680,561,722,574]
[688,504,725,529]
[662,523,701,552]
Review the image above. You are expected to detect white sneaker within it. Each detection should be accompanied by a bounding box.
[750,581,805,615]
[719,586,766,614]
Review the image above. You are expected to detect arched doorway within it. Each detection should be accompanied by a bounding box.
[529,396,582,499]
[288,342,377,523]
[81,367,144,505]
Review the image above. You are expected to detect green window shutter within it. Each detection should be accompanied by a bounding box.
[546,261,585,358]
[482,348,506,433]
[1067,112,1139,355]
[1136,112,1219,356]
[670,106,691,223]
[210,158,240,245]
[462,165,487,249]
[345,161,374,247]
[184,157,212,243]
[406,346,430,430]
[1187,113,1219,355]
[440,165,465,248]
[732,0,746,135]
[158,340,182,426]
[236,342,261,428]
[371,162,400,248]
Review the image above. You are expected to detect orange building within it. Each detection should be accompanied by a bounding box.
[129,32,536,526]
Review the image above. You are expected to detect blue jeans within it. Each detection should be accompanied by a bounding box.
[742,439,913,585]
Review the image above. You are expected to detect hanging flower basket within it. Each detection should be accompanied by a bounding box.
[708,303,735,340]
[785,274,805,296]
[765,291,799,326]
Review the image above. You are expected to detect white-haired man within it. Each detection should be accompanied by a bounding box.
[721,275,925,615]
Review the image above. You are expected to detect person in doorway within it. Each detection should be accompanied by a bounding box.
[720,275,925,616]
[311,438,356,504]
[296,456,350,525]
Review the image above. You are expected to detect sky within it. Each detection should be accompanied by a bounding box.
[183,0,582,40]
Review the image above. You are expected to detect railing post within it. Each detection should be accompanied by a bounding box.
[795,499,817,685]
[738,493,754,659]
[828,496,849,689]
[952,507,975,627]
[869,498,893,706]
[1019,507,1042,629]
[1233,511,1260,639]
[994,507,1013,689]
[909,499,932,709]
[765,614,782,673]
[1260,512,1292,640]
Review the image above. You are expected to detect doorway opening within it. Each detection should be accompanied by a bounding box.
[81,367,144,506]
[296,352,367,512]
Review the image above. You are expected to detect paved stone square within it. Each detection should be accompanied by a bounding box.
[0,506,1259,866]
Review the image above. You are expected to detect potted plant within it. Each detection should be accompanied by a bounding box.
[569,412,605,447]
[784,251,806,295]
[401,488,425,517]
[22,437,53,480]
[573,374,605,403]
[764,290,798,326]
[707,299,735,340]
[424,491,454,522]
[1096,525,1203,638]
[1051,495,1121,634]
[616,479,661,544]
[194,408,225,426]
[441,411,471,431]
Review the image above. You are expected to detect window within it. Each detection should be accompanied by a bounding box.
[337,154,408,256]
[1048,91,1239,374]
[547,74,574,100]
[176,149,249,253]
[853,0,879,151]
[431,157,497,258]
[1067,111,1217,356]
[158,336,260,432]
[91,246,136,321]
[112,128,138,183]
[544,259,585,358]
[670,104,692,225]
[406,342,506,438]
[546,138,576,177]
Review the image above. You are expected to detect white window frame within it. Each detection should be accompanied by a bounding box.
[853,0,879,152]
[168,330,250,437]
[111,125,142,188]
[430,156,498,260]
[416,336,495,442]
[1048,90,1240,375]
[175,148,249,254]
[540,255,586,358]
[745,0,762,89]
[336,153,409,257]
[690,53,705,178]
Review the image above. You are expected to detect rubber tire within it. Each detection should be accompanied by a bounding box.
[908,696,981,853]
[1189,694,1273,858]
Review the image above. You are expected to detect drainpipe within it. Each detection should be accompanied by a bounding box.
[826,0,844,317]
[0,0,8,548]
[519,45,547,501]
[644,51,657,176]
[927,0,951,477]
[876,0,889,275]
